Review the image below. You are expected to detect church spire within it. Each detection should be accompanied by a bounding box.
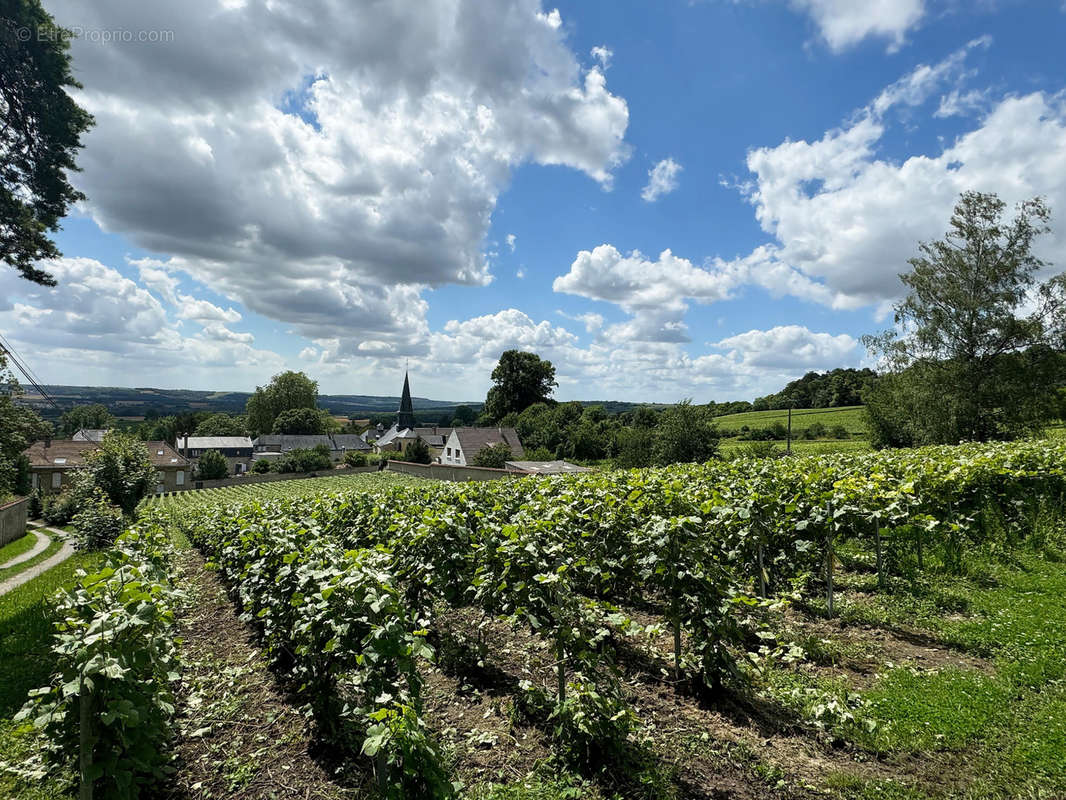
[397,371,416,430]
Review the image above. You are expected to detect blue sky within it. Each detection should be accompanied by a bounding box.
[3,0,1066,402]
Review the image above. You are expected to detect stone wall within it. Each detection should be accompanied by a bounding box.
[386,460,517,482]
[0,497,29,547]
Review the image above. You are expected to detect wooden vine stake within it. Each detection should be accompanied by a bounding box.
[825,516,835,618]
[875,519,885,590]
[79,675,93,800]
[556,637,567,704]
[757,540,767,597]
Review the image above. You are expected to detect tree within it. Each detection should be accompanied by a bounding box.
[59,403,115,436]
[864,192,1066,445]
[404,438,432,464]
[471,442,511,468]
[194,413,247,437]
[271,407,327,435]
[651,401,719,466]
[196,449,229,480]
[245,370,318,435]
[452,405,477,426]
[0,352,50,497]
[483,350,557,420]
[1,0,94,285]
[83,432,156,516]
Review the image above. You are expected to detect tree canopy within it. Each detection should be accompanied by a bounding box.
[1,0,94,285]
[483,350,557,421]
[0,352,50,496]
[193,413,247,437]
[59,403,115,436]
[272,407,330,435]
[82,431,156,516]
[245,370,318,435]
[864,191,1066,446]
[196,449,229,480]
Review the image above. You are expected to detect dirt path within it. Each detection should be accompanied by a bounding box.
[162,550,357,800]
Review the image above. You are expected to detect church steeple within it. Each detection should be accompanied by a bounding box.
[397,371,416,430]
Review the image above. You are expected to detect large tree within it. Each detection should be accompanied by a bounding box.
[245,370,318,435]
[1,0,94,285]
[864,191,1066,446]
[0,352,50,495]
[483,350,557,421]
[271,407,329,435]
[193,412,247,437]
[59,403,115,436]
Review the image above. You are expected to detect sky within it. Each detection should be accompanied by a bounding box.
[2,0,1066,403]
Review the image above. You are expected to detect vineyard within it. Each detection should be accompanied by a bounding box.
[139,470,425,511]
[151,439,1066,799]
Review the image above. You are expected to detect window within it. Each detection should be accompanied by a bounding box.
[156,484,164,494]
[31,472,39,490]
[446,447,452,456]
[176,470,185,486]
[51,472,62,489]
[155,471,163,482]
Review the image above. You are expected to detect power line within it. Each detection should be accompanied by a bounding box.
[0,332,71,419]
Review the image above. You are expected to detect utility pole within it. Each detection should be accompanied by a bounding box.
[787,406,792,455]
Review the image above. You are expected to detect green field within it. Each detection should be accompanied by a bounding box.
[713,404,869,435]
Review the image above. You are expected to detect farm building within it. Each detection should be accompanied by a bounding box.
[23,439,190,495]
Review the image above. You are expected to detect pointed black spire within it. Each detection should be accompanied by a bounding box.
[397,371,416,430]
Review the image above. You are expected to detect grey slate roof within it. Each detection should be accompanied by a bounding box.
[505,460,595,475]
[176,436,254,450]
[452,427,524,460]
[252,434,370,452]
[72,429,110,442]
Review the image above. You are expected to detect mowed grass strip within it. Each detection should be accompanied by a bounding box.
[836,549,1066,797]
[0,533,38,567]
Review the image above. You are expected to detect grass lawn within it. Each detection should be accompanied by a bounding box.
[0,551,104,799]
[752,533,1066,799]
[0,533,38,566]
[0,539,65,583]
[714,405,869,435]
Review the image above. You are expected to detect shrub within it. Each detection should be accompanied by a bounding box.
[802,422,828,440]
[472,442,511,468]
[42,490,79,526]
[196,449,229,480]
[85,432,156,516]
[252,458,273,474]
[274,445,332,474]
[71,488,125,550]
[405,439,432,465]
[29,488,43,519]
[830,424,850,439]
[344,451,368,467]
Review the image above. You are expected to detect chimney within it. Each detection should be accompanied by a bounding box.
[45,435,51,448]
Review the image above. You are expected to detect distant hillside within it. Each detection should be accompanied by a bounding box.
[20,385,483,422]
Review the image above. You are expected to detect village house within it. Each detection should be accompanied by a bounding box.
[175,435,254,475]
[443,427,524,466]
[252,433,371,464]
[23,439,190,495]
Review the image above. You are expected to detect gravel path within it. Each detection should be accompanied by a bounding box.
[0,527,75,597]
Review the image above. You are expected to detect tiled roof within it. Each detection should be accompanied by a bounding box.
[452,427,524,460]
[24,440,189,468]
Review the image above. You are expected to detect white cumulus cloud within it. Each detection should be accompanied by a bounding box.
[641,158,683,202]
